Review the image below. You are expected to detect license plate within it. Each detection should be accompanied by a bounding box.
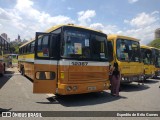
[88,86,96,91]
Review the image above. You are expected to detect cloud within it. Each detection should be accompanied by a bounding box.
[67,7,74,10]
[89,23,119,34]
[128,0,139,3]
[124,12,159,27]
[123,11,160,44]
[78,10,96,25]
[0,0,74,41]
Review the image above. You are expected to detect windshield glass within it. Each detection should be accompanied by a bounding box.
[153,49,160,67]
[61,29,108,61]
[116,39,140,62]
[141,48,153,65]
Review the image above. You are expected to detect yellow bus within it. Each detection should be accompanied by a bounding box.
[18,24,110,95]
[0,35,10,76]
[140,45,155,79]
[107,35,144,83]
[150,47,160,78]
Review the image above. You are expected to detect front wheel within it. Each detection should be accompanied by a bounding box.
[21,68,25,76]
[0,65,5,77]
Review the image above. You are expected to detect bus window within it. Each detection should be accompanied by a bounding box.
[26,44,31,53]
[107,41,113,62]
[37,35,49,57]
[141,48,152,64]
[117,39,129,61]
[42,36,49,57]
[31,42,35,53]
[130,41,140,62]
[0,38,2,49]
[62,30,107,61]
[117,39,140,62]
[91,34,107,60]
[62,30,90,59]
[38,37,42,51]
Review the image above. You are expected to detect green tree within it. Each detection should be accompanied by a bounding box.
[147,38,160,48]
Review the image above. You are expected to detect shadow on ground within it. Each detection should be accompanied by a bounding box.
[5,70,15,75]
[0,75,12,89]
[120,83,150,92]
[0,108,12,114]
[37,92,127,107]
[144,79,160,84]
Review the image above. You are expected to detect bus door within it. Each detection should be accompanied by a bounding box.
[33,32,59,94]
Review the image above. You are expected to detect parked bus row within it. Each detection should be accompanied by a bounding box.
[17,24,160,95]
[0,35,11,76]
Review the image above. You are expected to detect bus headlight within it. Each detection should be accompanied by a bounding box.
[122,77,124,80]
[66,86,72,91]
[141,75,144,80]
[73,86,78,91]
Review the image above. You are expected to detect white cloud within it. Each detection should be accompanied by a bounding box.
[124,12,159,27]
[122,25,159,44]
[0,0,74,41]
[128,0,139,3]
[123,11,160,44]
[89,23,104,30]
[151,11,159,15]
[78,10,96,25]
[67,7,74,10]
[89,23,119,34]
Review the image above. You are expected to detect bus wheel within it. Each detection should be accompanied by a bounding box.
[4,64,5,74]
[0,66,5,77]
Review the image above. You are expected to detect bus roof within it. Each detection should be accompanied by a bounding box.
[149,46,160,50]
[140,45,152,50]
[19,24,106,48]
[107,34,140,42]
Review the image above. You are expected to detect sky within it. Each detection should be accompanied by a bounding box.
[0,0,159,45]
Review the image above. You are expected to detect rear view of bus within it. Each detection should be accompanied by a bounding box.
[0,35,10,76]
[150,47,160,78]
[141,45,155,79]
[108,35,144,83]
[33,24,110,95]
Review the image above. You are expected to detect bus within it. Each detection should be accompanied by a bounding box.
[150,47,160,78]
[140,45,155,79]
[0,35,10,76]
[107,35,144,83]
[18,24,110,95]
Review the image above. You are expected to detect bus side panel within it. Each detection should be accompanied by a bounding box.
[33,63,57,94]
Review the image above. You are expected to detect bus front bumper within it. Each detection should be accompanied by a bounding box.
[121,74,144,83]
[57,81,110,95]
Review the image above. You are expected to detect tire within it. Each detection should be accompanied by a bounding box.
[0,65,5,77]
[21,68,25,76]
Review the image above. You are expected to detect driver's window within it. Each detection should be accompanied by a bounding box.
[37,35,50,58]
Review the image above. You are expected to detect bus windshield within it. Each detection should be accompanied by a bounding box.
[153,49,160,67]
[116,39,140,62]
[141,48,153,65]
[62,29,108,61]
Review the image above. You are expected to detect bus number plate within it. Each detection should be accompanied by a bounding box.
[88,86,96,91]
